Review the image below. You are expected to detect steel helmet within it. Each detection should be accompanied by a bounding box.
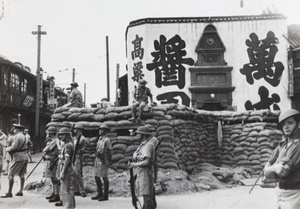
[99,124,110,130]
[46,126,57,134]
[74,123,84,129]
[60,121,71,128]
[70,82,79,87]
[144,124,155,131]
[58,127,71,135]
[278,109,300,124]
[135,126,152,135]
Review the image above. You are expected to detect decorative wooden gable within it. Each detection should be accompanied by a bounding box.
[195,24,226,66]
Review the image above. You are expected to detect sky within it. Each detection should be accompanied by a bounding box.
[0,0,299,106]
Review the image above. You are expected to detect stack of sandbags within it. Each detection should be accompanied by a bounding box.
[47,104,282,172]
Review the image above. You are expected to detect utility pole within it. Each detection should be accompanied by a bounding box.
[72,68,75,82]
[84,83,86,107]
[115,63,120,106]
[106,36,110,101]
[32,25,46,138]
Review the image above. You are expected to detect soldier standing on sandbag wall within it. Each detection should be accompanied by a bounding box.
[57,127,76,209]
[91,124,112,201]
[128,126,156,209]
[1,124,28,198]
[69,82,83,108]
[129,79,154,122]
[72,123,87,197]
[43,126,61,204]
[264,109,300,208]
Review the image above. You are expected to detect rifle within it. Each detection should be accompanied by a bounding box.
[249,170,263,194]
[48,157,59,171]
[26,155,45,180]
[129,166,139,209]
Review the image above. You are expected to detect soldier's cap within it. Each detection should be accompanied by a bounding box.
[70,82,79,87]
[99,124,110,130]
[13,124,24,129]
[58,127,71,135]
[135,126,152,135]
[138,79,147,87]
[24,129,29,132]
[46,126,57,134]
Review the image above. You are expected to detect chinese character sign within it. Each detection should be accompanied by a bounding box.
[240,31,284,87]
[131,34,145,82]
[240,31,284,110]
[147,34,194,89]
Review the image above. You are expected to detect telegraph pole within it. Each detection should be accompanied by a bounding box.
[32,25,46,138]
[115,63,120,106]
[106,36,110,101]
[72,68,75,82]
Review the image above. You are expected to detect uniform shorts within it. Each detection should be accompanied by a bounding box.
[8,160,28,178]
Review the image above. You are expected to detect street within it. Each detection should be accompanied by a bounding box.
[0,152,276,209]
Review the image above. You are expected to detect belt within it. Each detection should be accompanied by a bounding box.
[279,182,300,190]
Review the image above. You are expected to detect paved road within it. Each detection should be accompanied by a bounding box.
[0,152,276,209]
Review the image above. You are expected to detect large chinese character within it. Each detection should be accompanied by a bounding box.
[240,31,284,87]
[147,34,194,89]
[131,34,144,60]
[244,86,280,110]
[157,92,190,106]
[131,61,144,82]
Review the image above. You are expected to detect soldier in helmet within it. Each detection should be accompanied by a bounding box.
[69,82,83,108]
[91,124,112,201]
[57,127,75,209]
[72,123,86,197]
[43,126,60,203]
[129,79,154,121]
[128,125,156,209]
[264,109,300,208]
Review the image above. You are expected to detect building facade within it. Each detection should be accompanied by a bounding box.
[0,56,67,151]
[126,14,292,111]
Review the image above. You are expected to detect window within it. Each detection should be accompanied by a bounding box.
[21,78,28,93]
[9,73,20,91]
[4,72,8,87]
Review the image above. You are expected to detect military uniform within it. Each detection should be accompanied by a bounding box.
[60,141,75,208]
[133,140,156,209]
[73,133,86,197]
[92,127,112,201]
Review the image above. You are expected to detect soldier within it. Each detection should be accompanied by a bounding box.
[69,82,83,108]
[91,124,112,201]
[24,129,34,163]
[128,126,156,209]
[72,123,86,197]
[264,109,300,208]
[129,79,154,121]
[43,126,60,203]
[57,127,75,209]
[1,124,28,198]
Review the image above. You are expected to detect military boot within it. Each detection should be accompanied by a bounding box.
[49,195,60,203]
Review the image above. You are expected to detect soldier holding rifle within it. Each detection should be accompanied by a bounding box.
[43,126,61,203]
[128,126,156,209]
[57,127,75,209]
[72,123,86,197]
[264,109,300,208]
